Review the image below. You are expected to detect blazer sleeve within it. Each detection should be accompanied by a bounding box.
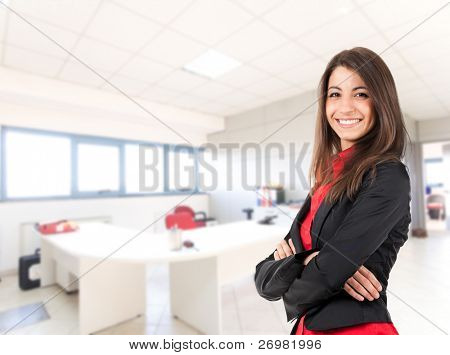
[283,162,411,320]
[254,225,320,301]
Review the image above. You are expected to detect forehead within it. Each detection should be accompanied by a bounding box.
[328,66,366,88]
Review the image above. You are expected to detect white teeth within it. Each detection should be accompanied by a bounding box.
[338,119,360,125]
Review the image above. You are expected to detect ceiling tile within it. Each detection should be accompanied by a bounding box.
[169,0,253,46]
[169,93,209,110]
[243,76,293,97]
[58,58,112,87]
[276,58,327,86]
[9,0,101,33]
[140,29,207,68]
[139,86,182,103]
[70,37,132,72]
[117,56,174,83]
[396,77,426,94]
[196,100,234,115]
[396,39,450,67]
[320,34,390,63]
[360,0,446,35]
[383,11,449,51]
[216,20,287,62]
[214,89,261,106]
[268,86,306,102]
[3,45,64,77]
[263,0,356,38]
[101,73,150,96]
[216,65,270,88]
[6,15,79,59]
[189,81,235,101]
[379,50,406,71]
[85,1,162,52]
[112,0,193,25]
[156,69,208,92]
[297,9,378,57]
[250,42,314,75]
[232,0,284,16]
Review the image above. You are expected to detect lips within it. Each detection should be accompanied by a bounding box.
[335,118,363,128]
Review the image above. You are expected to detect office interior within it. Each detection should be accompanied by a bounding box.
[0,0,449,335]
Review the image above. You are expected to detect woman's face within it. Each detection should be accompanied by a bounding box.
[325,66,375,151]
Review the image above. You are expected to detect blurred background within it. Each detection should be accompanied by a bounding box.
[0,0,449,335]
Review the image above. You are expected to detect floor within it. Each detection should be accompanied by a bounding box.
[0,227,449,335]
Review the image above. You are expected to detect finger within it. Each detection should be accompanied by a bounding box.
[344,282,364,301]
[359,266,382,291]
[274,250,280,260]
[347,277,374,301]
[276,243,287,259]
[288,238,296,253]
[280,239,294,257]
[353,271,380,299]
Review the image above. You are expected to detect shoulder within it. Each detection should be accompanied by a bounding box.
[362,160,410,195]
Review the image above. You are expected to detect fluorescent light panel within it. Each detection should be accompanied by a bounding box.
[183,49,241,79]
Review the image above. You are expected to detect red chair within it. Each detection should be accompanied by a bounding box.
[165,212,197,230]
[174,205,209,228]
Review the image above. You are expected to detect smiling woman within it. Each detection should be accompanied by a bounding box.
[254,47,412,335]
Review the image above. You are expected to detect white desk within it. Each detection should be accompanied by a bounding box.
[38,221,286,334]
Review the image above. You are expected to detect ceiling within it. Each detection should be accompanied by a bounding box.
[0,0,448,120]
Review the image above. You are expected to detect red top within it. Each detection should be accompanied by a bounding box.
[295,144,399,335]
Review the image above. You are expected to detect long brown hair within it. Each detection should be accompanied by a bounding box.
[310,47,411,204]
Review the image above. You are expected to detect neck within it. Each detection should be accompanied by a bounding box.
[341,141,354,151]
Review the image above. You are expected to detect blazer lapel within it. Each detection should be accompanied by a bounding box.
[310,197,338,248]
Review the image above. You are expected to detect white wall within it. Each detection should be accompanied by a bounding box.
[0,68,224,274]
[417,117,450,143]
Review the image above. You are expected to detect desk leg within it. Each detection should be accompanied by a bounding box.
[40,239,55,287]
[169,256,221,334]
[78,258,146,334]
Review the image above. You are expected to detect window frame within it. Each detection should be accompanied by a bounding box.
[0,125,203,202]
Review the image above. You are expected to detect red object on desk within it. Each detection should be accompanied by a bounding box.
[36,220,79,234]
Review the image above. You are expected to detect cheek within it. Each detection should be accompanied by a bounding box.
[359,100,374,119]
[325,101,336,119]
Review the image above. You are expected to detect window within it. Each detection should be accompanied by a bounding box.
[3,129,71,198]
[0,125,202,200]
[425,158,444,187]
[75,142,120,194]
[168,147,196,192]
[125,144,164,193]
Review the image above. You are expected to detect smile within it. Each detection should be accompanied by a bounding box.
[335,118,363,128]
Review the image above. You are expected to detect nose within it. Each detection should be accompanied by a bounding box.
[337,95,356,116]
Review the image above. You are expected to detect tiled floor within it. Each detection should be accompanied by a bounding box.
[0,228,449,335]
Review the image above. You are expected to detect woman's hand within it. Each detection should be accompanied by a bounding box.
[302,252,382,302]
[273,238,296,260]
[343,266,382,301]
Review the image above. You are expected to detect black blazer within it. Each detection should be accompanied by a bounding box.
[254,161,411,334]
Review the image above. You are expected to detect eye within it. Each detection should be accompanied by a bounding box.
[328,92,340,98]
[355,92,369,98]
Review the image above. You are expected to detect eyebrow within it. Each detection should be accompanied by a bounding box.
[328,86,368,91]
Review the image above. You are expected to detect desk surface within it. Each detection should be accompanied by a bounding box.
[40,221,286,263]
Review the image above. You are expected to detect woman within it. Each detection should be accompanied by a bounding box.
[254,47,412,335]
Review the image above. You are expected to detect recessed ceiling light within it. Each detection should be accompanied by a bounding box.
[183,49,241,79]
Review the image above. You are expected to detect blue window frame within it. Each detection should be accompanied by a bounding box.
[0,125,202,201]
[166,144,200,193]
